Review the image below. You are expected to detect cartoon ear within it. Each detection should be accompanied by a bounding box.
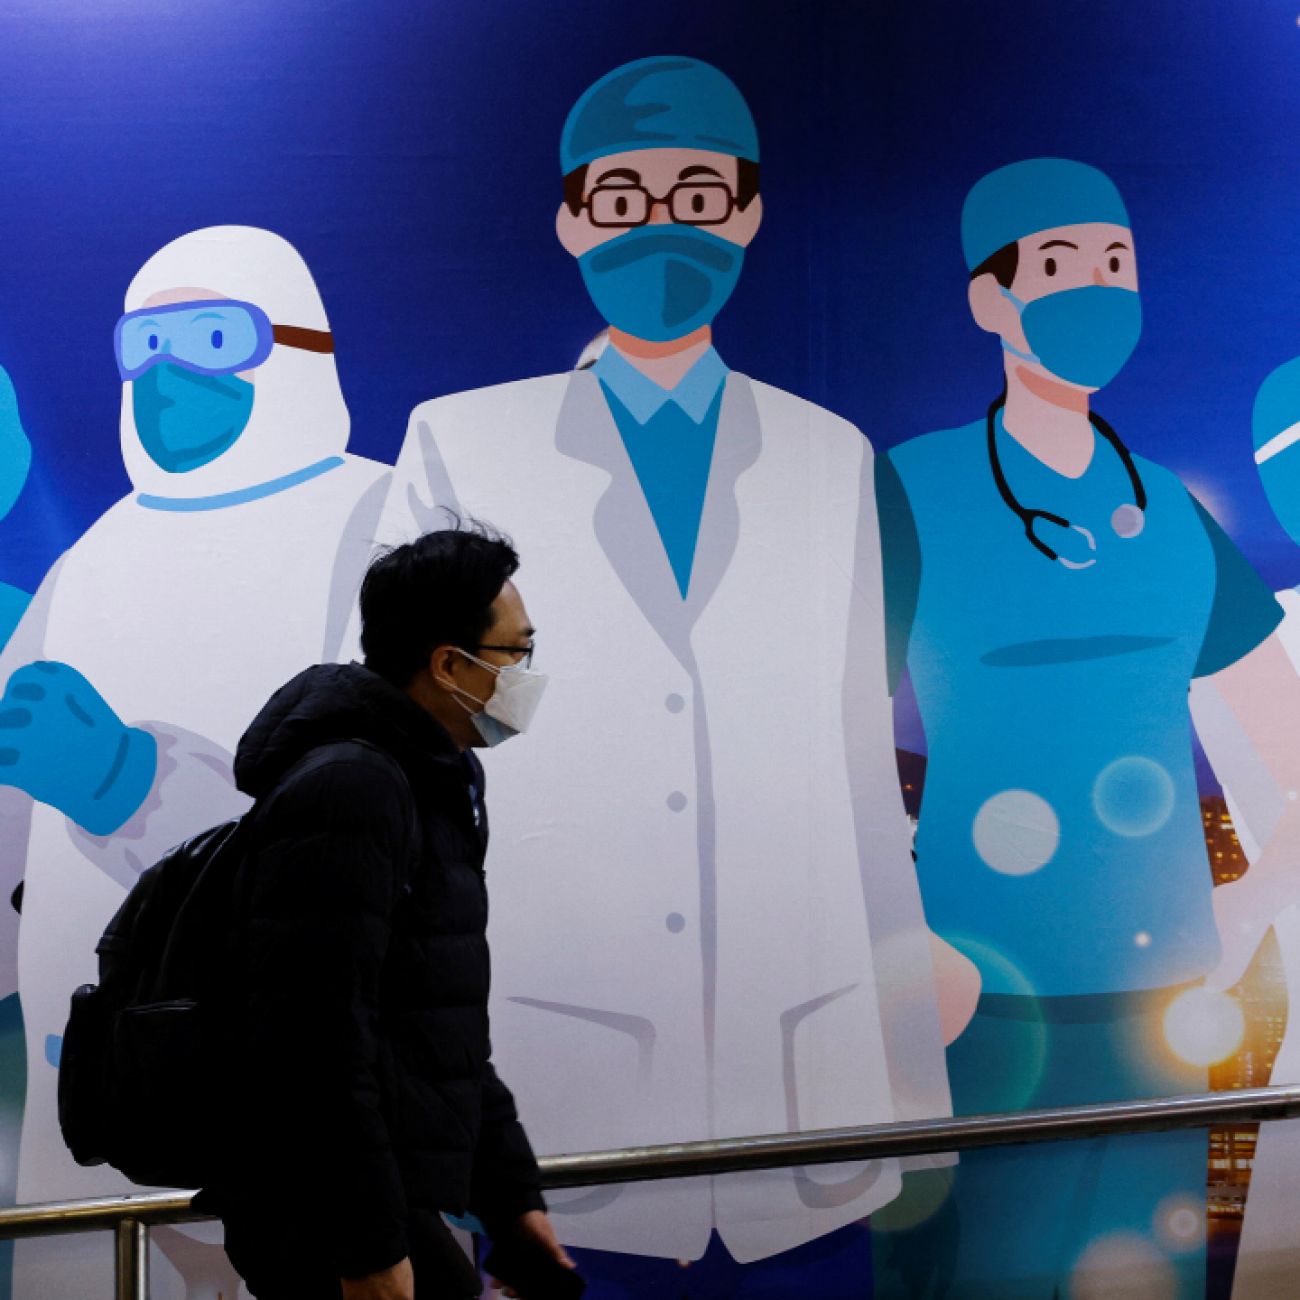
[968,274,1033,361]
[556,202,587,257]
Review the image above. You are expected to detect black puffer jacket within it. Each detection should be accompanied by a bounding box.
[223,662,544,1277]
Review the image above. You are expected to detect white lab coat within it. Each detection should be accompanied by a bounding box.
[373,367,949,1262]
[1191,588,1300,1300]
[1,228,389,1299]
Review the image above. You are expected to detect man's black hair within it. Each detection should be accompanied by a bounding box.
[970,241,1019,289]
[360,521,520,689]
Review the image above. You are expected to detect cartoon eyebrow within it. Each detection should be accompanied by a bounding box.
[188,311,228,322]
[678,165,724,180]
[1039,240,1079,251]
[1105,242,1130,251]
[132,318,161,330]
[593,167,641,186]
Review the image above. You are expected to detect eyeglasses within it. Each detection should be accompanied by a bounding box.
[586,182,736,229]
[476,641,536,670]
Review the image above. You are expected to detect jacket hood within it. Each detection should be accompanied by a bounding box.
[235,662,462,799]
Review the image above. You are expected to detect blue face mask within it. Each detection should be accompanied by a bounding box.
[578,225,744,342]
[1000,284,1142,390]
[132,361,255,474]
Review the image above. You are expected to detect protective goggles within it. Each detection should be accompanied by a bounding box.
[114,299,333,381]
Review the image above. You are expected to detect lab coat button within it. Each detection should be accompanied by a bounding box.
[666,791,688,812]
[666,913,686,933]
[665,693,686,713]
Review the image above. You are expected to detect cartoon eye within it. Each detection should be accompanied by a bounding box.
[692,193,705,214]
[148,334,158,351]
[1109,256,1120,274]
[212,330,223,349]
[615,195,628,217]
[1045,258,1057,276]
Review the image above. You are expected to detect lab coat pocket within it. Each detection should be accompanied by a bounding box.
[782,982,891,1132]
[497,996,656,1155]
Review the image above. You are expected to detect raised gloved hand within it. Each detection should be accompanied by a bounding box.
[0,662,157,835]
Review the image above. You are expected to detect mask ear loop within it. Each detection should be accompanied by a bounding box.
[435,647,499,715]
[998,286,1041,366]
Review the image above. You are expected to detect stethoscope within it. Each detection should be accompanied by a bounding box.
[986,389,1147,570]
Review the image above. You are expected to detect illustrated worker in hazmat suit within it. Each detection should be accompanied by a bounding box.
[0,226,391,1298]
[872,158,1300,1300]
[366,55,970,1290]
[1190,358,1300,1300]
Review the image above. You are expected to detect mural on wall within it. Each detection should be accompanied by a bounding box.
[365,55,955,1288]
[0,2,1298,1298]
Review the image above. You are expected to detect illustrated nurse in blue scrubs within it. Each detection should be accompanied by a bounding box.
[872,158,1300,1299]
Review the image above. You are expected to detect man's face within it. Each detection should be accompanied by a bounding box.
[557,147,762,258]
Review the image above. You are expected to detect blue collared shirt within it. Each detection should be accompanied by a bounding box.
[591,345,730,596]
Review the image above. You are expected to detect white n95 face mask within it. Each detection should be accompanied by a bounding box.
[450,649,549,747]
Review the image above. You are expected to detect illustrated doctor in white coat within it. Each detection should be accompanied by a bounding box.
[370,57,967,1270]
[0,226,390,1297]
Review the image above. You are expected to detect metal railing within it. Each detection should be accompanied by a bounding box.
[3,1082,1300,1299]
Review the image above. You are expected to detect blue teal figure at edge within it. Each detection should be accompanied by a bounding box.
[0,364,33,653]
[871,159,1281,1299]
[0,367,34,1300]
[1254,358,1300,554]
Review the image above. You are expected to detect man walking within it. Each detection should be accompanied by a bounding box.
[217,525,572,1300]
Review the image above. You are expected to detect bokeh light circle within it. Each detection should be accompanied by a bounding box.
[1162,987,1245,1067]
[972,789,1060,875]
[1153,1194,1204,1253]
[1093,756,1175,837]
[1069,1233,1175,1300]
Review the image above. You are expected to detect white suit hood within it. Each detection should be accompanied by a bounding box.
[120,226,350,499]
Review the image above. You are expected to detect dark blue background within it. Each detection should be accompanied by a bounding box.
[0,0,1298,757]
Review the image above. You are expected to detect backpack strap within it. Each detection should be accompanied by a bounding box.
[346,739,423,892]
[235,739,422,926]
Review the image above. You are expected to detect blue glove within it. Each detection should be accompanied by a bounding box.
[0,662,157,835]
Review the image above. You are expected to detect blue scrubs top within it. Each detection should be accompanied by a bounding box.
[879,414,1281,998]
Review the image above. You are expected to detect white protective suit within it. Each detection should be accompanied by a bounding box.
[368,366,951,1263]
[1,227,389,1298]
[1191,588,1300,1300]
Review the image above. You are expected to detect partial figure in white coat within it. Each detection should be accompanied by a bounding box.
[0,226,389,1298]
[369,57,967,1280]
[1191,356,1300,1300]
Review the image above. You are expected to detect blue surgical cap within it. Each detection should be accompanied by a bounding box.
[561,56,759,175]
[961,159,1130,271]
[1254,358,1300,458]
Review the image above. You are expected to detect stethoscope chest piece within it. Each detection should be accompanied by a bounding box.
[1111,503,1145,540]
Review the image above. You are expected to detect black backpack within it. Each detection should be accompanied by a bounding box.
[57,740,416,1191]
